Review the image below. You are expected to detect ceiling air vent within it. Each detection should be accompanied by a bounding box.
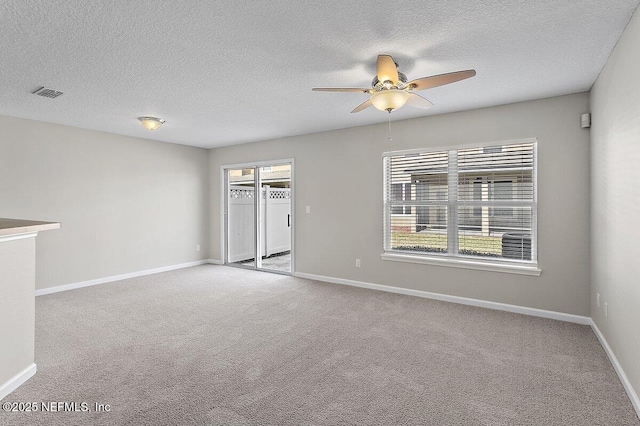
[32,87,64,99]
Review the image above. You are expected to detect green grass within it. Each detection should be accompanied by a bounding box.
[391,232,502,255]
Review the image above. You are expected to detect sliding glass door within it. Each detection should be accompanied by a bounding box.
[226,167,256,268]
[225,162,292,274]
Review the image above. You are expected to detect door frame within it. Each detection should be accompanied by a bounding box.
[221,158,295,275]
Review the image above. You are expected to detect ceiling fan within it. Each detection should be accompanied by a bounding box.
[312,54,476,114]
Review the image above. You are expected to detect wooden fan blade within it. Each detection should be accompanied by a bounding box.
[351,99,373,113]
[406,93,434,109]
[407,69,476,91]
[377,55,399,85]
[312,87,373,93]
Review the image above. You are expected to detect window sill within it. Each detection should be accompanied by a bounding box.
[380,252,541,276]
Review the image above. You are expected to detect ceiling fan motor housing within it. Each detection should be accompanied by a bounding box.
[372,72,408,90]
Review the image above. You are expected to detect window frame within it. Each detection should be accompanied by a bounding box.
[382,138,540,276]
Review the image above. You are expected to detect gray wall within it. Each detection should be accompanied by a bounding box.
[209,93,591,316]
[590,6,640,402]
[0,116,209,290]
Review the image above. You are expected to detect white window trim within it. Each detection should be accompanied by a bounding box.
[382,138,539,276]
[380,252,541,276]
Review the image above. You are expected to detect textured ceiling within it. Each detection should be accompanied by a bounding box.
[1,0,638,149]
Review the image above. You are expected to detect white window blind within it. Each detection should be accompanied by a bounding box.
[384,141,537,264]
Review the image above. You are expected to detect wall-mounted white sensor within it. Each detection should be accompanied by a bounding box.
[581,113,591,128]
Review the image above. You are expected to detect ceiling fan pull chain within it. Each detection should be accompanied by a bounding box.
[388,111,392,141]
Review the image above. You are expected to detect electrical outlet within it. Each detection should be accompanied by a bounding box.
[196,245,201,252]
[596,293,600,308]
[605,302,608,318]
[306,205,311,214]
[355,259,361,268]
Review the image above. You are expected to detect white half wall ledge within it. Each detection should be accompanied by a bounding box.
[294,272,589,324]
[0,363,36,401]
[35,260,210,296]
[590,320,640,420]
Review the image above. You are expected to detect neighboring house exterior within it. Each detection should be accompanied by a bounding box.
[229,165,291,188]
[390,144,533,237]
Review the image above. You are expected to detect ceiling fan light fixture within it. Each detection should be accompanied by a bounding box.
[370,89,409,112]
[138,116,165,130]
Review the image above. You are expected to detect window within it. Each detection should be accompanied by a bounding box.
[391,183,411,215]
[383,140,537,273]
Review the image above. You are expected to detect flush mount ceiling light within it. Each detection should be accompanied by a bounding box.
[138,116,165,130]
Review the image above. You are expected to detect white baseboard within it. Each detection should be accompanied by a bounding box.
[590,320,640,419]
[0,363,36,401]
[293,272,591,325]
[207,259,224,265]
[35,260,210,296]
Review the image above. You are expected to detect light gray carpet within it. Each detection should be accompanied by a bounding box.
[1,265,638,425]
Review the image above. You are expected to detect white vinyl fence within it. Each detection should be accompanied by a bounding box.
[228,186,291,263]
